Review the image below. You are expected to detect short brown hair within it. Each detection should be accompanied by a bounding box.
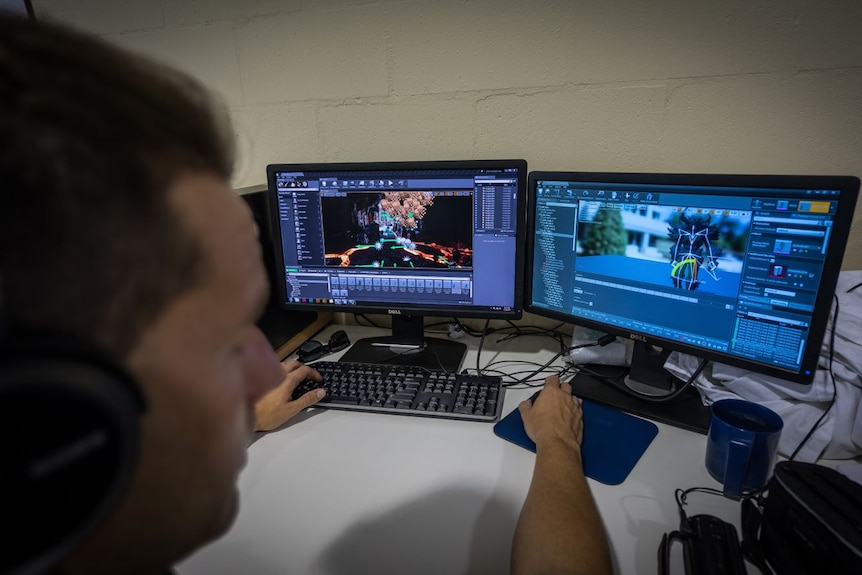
[0,13,235,356]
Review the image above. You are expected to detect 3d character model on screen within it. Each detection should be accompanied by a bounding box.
[667,209,722,290]
[323,191,473,269]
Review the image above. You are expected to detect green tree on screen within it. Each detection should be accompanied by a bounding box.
[580,208,627,256]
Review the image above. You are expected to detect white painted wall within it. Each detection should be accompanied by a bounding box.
[33,0,862,269]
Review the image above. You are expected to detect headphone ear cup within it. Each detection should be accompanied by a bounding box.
[0,342,145,575]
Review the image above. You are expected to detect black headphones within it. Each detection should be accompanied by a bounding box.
[0,313,146,574]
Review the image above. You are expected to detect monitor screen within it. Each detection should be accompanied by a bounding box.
[267,160,527,372]
[526,171,859,432]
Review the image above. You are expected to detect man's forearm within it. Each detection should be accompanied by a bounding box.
[511,438,613,575]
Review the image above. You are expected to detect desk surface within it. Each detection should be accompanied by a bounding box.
[177,325,752,575]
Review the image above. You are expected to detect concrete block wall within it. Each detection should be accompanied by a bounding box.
[33,0,862,273]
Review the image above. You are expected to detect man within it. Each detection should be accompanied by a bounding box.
[0,13,610,575]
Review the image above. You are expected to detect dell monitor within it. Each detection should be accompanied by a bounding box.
[526,171,860,433]
[267,160,527,373]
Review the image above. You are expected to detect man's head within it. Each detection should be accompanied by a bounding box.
[0,11,233,357]
[0,14,286,574]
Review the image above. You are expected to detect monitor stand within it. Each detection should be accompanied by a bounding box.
[338,315,467,373]
[568,342,711,434]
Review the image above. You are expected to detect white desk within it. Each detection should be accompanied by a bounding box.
[177,325,751,575]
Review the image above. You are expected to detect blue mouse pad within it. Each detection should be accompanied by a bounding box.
[494,399,659,485]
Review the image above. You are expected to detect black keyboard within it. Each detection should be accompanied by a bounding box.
[292,361,505,422]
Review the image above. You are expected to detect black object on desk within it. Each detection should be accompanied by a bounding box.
[494,395,659,485]
[297,330,351,363]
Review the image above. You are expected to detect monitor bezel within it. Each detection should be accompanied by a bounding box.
[524,171,860,385]
[266,159,528,321]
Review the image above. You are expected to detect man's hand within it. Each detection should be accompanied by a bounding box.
[518,375,584,452]
[254,361,325,431]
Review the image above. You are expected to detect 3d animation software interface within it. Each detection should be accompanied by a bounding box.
[275,168,520,312]
[531,180,841,372]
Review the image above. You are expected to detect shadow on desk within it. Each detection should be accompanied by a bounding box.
[618,493,671,574]
[249,408,327,446]
[205,483,519,575]
[317,486,518,575]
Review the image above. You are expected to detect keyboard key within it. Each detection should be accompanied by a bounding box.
[328,396,359,405]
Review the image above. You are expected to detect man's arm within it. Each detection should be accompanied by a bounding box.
[511,375,613,575]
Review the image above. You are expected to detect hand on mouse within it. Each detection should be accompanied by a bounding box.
[518,375,584,453]
[254,361,325,432]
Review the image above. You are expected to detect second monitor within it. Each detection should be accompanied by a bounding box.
[525,171,859,432]
[266,160,528,372]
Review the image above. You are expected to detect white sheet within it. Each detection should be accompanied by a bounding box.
[665,270,862,462]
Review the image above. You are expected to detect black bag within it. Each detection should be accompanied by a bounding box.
[741,461,862,575]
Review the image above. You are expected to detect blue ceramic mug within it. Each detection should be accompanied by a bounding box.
[705,399,783,498]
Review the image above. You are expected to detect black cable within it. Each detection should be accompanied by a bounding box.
[500,344,583,387]
[473,358,569,380]
[0,270,5,340]
[494,321,568,344]
[353,313,382,328]
[674,487,728,532]
[576,357,709,403]
[502,336,616,387]
[463,320,577,377]
[425,339,450,373]
[846,281,862,294]
[449,317,570,343]
[503,319,522,337]
[455,318,493,338]
[788,293,839,462]
[500,364,573,388]
[475,319,490,376]
[494,330,571,348]
[676,486,727,510]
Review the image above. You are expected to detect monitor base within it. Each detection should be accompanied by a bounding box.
[569,364,711,434]
[339,336,467,373]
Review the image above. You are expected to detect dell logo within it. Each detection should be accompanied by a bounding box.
[387,309,402,315]
[629,333,647,342]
